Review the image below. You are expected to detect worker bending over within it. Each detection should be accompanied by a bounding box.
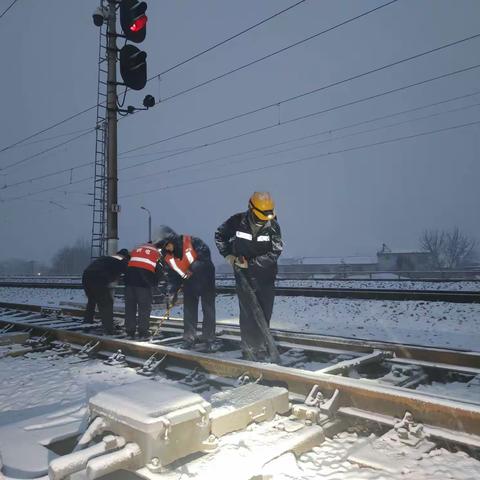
[124,242,163,340]
[82,249,130,335]
[155,225,216,351]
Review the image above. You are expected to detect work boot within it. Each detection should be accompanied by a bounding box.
[180,337,196,350]
[137,332,150,341]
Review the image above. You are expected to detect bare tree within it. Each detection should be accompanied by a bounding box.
[420,228,476,269]
[50,238,91,274]
[444,227,476,269]
[420,230,445,268]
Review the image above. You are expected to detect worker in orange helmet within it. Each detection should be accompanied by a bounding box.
[215,192,283,361]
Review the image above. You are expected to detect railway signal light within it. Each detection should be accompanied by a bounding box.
[120,44,147,90]
[120,0,148,43]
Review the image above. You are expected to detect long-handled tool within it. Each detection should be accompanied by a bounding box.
[234,266,280,363]
[150,288,181,339]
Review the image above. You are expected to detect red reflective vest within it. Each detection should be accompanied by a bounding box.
[164,235,197,279]
[128,244,161,273]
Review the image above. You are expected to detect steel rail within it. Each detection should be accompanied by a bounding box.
[1,281,479,303]
[0,315,479,437]
[2,300,480,369]
[1,301,479,369]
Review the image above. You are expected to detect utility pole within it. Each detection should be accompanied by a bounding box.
[106,0,119,255]
[91,0,150,257]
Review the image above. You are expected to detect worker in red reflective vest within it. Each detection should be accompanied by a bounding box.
[124,242,163,340]
[155,225,216,350]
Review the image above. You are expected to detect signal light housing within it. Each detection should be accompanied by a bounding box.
[120,45,147,90]
[120,0,148,43]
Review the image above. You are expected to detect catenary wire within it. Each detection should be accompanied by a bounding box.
[121,119,480,198]
[0,1,306,153]
[121,98,480,184]
[148,0,307,79]
[0,129,95,171]
[155,0,399,103]
[0,0,19,19]
[3,64,478,197]
[3,97,479,204]
[118,63,480,170]
[3,60,480,199]
[120,32,480,156]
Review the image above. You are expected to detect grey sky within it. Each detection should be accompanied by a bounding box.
[0,0,479,264]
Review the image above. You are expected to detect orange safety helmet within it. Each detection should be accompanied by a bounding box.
[249,192,275,221]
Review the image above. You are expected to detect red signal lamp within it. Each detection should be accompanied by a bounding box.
[130,15,147,32]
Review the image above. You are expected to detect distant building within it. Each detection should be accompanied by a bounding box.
[377,244,432,271]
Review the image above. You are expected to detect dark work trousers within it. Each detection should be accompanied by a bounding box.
[234,269,275,353]
[182,282,216,342]
[124,285,153,336]
[83,282,114,334]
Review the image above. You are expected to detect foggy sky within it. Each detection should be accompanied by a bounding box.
[0,0,479,264]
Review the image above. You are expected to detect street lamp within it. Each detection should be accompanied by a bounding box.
[140,206,152,243]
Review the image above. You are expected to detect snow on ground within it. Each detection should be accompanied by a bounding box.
[0,351,141,417]
[218,279,480,291]
[2,276,480,290]
[1,287,479,351]
[1,354,478,480]
[169,294,480,351]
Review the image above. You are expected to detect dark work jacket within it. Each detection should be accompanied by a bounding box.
[163,235,215,296]
[215,212,283,281]
[125,259,163,288]
[82,255,129,286]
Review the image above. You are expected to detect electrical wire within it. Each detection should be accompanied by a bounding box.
[0,1,306,153]
[119,33,480,157]
[0,129,95,171]
[3,64,480,199]
[121,98,480,184]
[0,105,97,155]
[4,94,479,204]
[149,0,308,79]
[121,119,480,198]
[118,62,480,170]
[0,0,19,19]
[157,0,399,104]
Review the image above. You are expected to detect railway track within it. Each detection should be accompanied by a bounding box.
[1,280,479,303]
[0,300,479,478]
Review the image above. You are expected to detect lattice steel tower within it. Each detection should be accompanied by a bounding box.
[90,0,108,259]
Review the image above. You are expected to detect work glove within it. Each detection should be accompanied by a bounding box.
[183,270,193,280]
[225,254,236,266]
[234,256,248,269]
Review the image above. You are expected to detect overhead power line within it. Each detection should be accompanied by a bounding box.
[120,32,480,157]
[121,119,480,198]
[0,129,95,171]
[0,106,97,155]
[0,1,306,153]
[0,145,197,191]
[155,0,399,103]
[0,0,19,20]
[121,97,480,184]
[121,64,480,171]
[4,86,479,204]
[150,0,307,78]
[2,62,479,196]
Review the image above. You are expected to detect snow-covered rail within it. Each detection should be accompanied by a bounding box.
[1,301,479,437]
[1,301,480,479]
[1,280,479,303]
